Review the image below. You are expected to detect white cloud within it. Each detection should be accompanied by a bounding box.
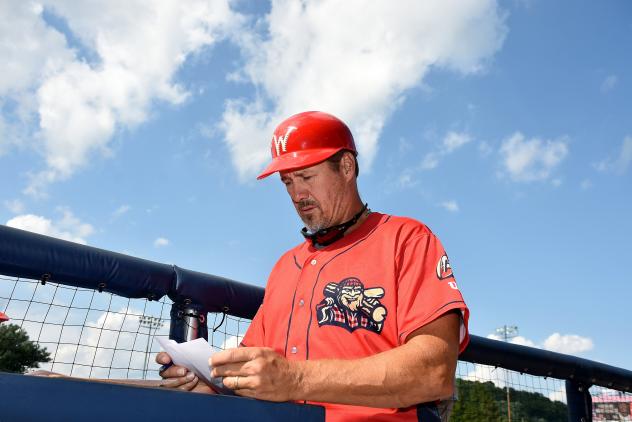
[440,200,460,213]
[600,74,618,93]
[594,136,632,175]
[0,108,22,156]
[421,153,440,170]
[580,179,593,190]
[48,307,168,378]
[0,1,242,196]
[6,207,94,244]
[509,335,537,347]
[487,331,593,355]
[548,385,566,403]
[0,115,6,155]
[397,172,418,189]
[4,199,25,214]
[487,333,536,348]
[0,2,73,97]
[462,363,508,388]
[222,0,507,180]
[219,334,244,350]
[499,132,569,182]
[153,237,170,247]
[422,131,473,170]
[112,204,131,218]
[443,131,472,153]
[542,333,594,354]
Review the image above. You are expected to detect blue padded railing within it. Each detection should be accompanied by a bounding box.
[0,225,263,319]
[0,372,325,421]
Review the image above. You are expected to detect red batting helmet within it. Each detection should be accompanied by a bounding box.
[256,111,357,180]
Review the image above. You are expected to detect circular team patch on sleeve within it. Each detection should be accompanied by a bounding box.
[436,254,454,280]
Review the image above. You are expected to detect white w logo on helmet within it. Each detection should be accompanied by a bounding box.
[272,126,297,156]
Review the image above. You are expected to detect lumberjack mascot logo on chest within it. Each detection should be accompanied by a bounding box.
[316,277,387,334]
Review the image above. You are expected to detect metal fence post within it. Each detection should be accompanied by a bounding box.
[169,302,208,343]
[566,380,592,422]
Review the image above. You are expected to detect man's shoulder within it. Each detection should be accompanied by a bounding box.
[377,212,434,238]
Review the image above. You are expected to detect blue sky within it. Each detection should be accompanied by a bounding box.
[1,0,631,372]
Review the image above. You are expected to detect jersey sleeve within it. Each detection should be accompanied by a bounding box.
[396,233,469,353]
[240,303,265,347]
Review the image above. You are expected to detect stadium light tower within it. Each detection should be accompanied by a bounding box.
[139,315,164,380]
[496,325,518,422]
[495,325,518,342]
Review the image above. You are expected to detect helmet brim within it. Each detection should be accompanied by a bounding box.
[256,147,346,180]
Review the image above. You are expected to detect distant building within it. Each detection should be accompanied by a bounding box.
[0,311,9,323]
[593,393,632,421]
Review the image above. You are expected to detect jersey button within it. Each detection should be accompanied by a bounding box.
[299,299,305,307]
[310,259,317,266]
[291,346,298,354]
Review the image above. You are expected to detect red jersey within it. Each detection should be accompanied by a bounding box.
[242,212,469,421]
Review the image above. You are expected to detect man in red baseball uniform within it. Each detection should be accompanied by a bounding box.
[158,111,469,421]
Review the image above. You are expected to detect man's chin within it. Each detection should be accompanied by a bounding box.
[298,210,324,229]
[301,219,324,234]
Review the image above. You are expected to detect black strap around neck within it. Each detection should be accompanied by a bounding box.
[301,203,368,248]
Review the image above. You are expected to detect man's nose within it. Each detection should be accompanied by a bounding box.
[290,181,309,203]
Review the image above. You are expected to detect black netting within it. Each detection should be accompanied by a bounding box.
[0,275,249,380]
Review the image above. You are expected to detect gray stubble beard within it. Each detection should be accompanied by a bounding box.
[297,200,325,233]
[301,216,325,234]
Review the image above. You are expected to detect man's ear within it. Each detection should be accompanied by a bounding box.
[341,152,355,179]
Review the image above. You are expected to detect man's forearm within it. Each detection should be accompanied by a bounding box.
[291,330,457,408]
[212,312,461,407]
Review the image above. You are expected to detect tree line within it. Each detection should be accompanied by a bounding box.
[451,378,568,422]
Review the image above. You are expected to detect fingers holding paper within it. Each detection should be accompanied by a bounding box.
[156,351,214,393]
[211,347,301,402]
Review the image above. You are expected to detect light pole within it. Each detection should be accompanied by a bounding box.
[139,315,164,380]
[495,325,518,422]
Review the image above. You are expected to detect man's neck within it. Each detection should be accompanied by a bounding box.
[342,203,370,238]
[306,201,370,249]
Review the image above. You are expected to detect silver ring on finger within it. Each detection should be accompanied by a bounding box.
[235,375,240,390]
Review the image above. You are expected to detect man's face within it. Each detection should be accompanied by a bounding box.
[280,160,347,232]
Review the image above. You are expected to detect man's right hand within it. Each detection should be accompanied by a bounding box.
[156,352,215,394]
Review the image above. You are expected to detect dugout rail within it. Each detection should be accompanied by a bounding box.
[1,224,631,421]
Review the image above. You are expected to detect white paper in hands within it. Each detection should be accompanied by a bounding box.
[156,337,235,395]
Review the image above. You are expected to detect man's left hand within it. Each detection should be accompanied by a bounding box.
[210,347,301,402]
